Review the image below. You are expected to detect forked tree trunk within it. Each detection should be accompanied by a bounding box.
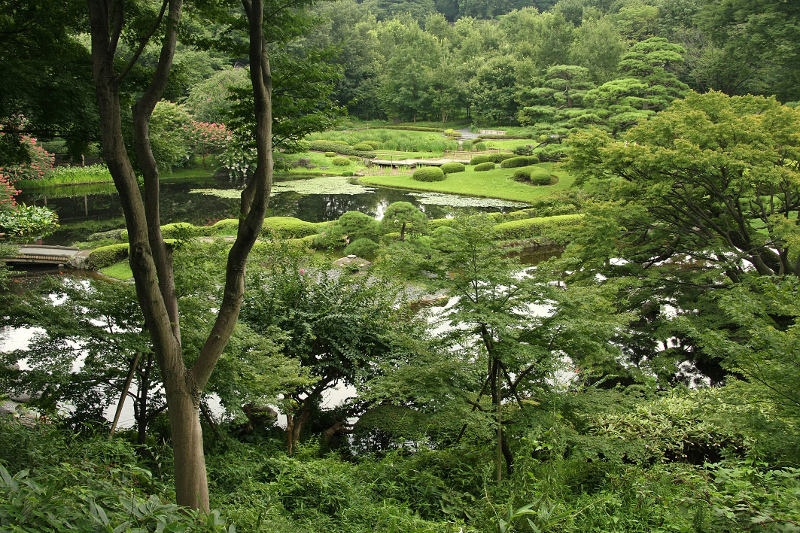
[88,0,273,511]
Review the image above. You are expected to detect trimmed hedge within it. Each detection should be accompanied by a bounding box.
[469,153,514,165]
[308,140,375,158]
[440,162,465,174]
[512,169,532,182]
[500,156,538,168]
[86,243,129,270]
[412,167,446,182]
[262,217,322,238]
[493,214,584,241]
[532,174,557,186]
[209,218,240,235]
[332,156,351,166]
[473,162,495,172]
[353,141,378,151]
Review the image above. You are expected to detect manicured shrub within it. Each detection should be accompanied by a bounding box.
[473,162,495,172]
[473,141,487,151]
[512,169,532,182]
[532,174,557,186]
[440,162,465,174]
[209,218,239,235]
[412,167,446,182]
[469,153,514,165]
[353,141,378,151]
[262,216,321,238]
[309,140,375,158]
[493,213,584,241]
[86,243,129,269]
[160,222,201,239]
[332,156,351,166]
[344,237,380,260]
[500,156,538,168]
[324,152,336,157]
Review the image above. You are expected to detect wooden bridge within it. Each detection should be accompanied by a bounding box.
[2,245,89,268]
[370,154,471,169]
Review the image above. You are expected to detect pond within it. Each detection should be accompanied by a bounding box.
[19,174,528,245]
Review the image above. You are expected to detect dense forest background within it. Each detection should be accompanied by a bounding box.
[1,0,800,531]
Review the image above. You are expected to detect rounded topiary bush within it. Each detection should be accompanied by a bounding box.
[353,141,378,151]
[261,217,321,238]
[470,154,493,165]
[412,167,446,182]
[473,141,487,151]
[440,162,465,174]
[344,237,380,260]
[500,156,538,168]
[473,162,495,172]
[86,243,129,270]
[332,156,351,166]
[532,174,557,186]
[324,152,336,157]
[512,169,531,182]
[470,153,514,165]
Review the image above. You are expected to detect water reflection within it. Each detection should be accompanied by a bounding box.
[20,175,520,245]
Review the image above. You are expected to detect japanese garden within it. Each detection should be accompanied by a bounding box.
[1,0,799,531]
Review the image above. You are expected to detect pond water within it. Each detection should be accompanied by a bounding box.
[19,174,528,245]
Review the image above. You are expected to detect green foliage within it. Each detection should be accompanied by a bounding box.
[439,161,465,174]
[308,139,375,158]
[344,237,380,260]
[473,161,494,171]
[0,134,55,184]
[86,243,129,270]
[412,166,446,182]
[500,155,538,168]
[149,100,192,172]
[331,156,351,166]
[22,164,112,186]
[0,204,59,241]
[262,217,322,239]
[512,169,531,182]
[469,153,514,165]
[0,421,228,531]
[352,141,377,151]
[531,173,555,186]
[381,201,428,241]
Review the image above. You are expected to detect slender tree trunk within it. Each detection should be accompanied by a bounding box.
[89,0,272,511]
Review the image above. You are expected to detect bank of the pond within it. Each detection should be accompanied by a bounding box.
[359,162,574,203]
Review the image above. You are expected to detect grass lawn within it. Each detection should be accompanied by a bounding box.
[359,163,575,203]
[100,261,133,280]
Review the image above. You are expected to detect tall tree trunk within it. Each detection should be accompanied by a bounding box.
[88,0,273,511]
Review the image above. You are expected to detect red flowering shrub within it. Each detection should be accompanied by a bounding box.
[187,121,230,165]
[0,134,55,184]
[0,172,19,211]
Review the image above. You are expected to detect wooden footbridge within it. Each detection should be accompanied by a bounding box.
[2,245,89,268]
